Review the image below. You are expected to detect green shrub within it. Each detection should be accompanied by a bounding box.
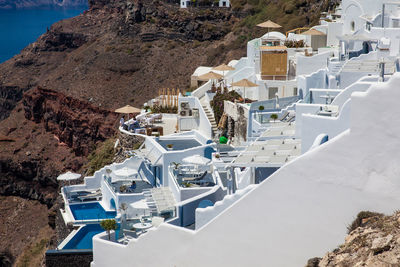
[86,138,116,175]
[100,219,117,240]
[210,90,242,124]
[270,113,278,122]
[347,211,384,234]
[284,40,305,48]
[151,105,178,114]
[258,105,264,111]
[19,239,48,267]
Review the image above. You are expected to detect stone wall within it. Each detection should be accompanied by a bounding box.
[46,250,93,267]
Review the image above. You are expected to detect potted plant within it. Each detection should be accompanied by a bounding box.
[270,113,278,122]
[258,105,265,111]
[100,219,117,240]
[120,185,127,192]
[166,144,173,151]
[215,153,220,159]
[172,162,181,170]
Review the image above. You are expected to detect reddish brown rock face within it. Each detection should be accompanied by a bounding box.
[23,86,119,156]
[0,88,118,206]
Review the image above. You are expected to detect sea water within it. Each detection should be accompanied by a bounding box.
[0,6,88,63]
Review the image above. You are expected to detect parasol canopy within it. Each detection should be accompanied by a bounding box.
[301,28,326,36]
[212,64,235,72]
[257,20,282,29]
[231,79,259,103]
[114,167,138,178]
[198,71,223,80]
[182,154,211,165]
[115,105,141,114]
[231,79,259,88]
[57,171,81,181]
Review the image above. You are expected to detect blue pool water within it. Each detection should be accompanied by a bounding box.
[0,6,87,63]
[70,202,116,221]
[63,224,103,250]
[63,224,120,250]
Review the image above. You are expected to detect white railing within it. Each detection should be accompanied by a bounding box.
[192,80,212,98]
[194,97,213,139]
[168,166,182,203]
[195,184,257,230]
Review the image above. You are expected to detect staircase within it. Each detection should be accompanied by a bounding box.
[328,60,345,75]
[143,188,176,215]
[201,99,218,136]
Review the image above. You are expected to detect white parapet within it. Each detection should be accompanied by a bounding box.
[92,72,400,266]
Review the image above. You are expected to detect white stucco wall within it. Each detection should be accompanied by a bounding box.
[296,51,332,76]
[300,98,351,153]
[92,71,400,267]
[327,22,343,46]
[195,184,257,230]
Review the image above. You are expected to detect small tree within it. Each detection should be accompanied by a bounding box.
[100,219,117,240]
[171,162,181,170]
[270,113,278,122]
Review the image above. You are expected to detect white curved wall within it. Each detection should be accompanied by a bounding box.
[195,185,256,230]
[301,98,351,152]
[92,73,400,267]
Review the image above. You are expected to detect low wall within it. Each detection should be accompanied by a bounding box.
[179,186,225,227]
[195,185,256,230]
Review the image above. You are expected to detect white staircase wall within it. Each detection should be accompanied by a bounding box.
[92,74,400,267]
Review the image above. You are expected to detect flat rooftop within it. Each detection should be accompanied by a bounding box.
[152,115,178,136]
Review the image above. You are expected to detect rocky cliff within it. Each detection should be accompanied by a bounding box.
[306,211,400,267]
[0,87,118,205]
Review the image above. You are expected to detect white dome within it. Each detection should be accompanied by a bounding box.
[261,31,286,41]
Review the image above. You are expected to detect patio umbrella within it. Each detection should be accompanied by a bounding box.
[257,20,282,32]
[57,171,81,185]
[114,167,138,179]
[198,71,223,81]
[231,79,259,103]
[212,64,235,72]
[182,154,211,165]
[301,28,326,36]
[115,105,141,114]
[212,64,235,87]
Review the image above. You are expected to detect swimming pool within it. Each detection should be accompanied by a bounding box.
[157,139,202,151]
[70,202,116,221]
[62,224,120,250]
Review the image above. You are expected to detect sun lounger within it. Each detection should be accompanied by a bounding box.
[78,190,102,201]
[182,171,208,182]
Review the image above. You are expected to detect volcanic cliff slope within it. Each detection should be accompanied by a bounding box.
[0,0,338,265]
[306,211,400,267]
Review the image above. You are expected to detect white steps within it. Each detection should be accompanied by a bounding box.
[200,96,218,136]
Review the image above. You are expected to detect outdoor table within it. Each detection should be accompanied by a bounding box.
[133,222,153,233]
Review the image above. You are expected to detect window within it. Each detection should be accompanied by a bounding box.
[351,21,355,32]
[293,87,298,96]
[268,87,278,99]
[366,22,371,31]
